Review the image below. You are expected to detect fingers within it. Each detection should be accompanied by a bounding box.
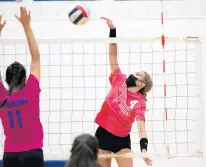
[20,6,26,16]
[1,6,30,27]
[15,6,23,20]
[144,157,153,166]
[0,15,3,23]
[19,6,29,16]
[28,10,31,17]
[20,6,24,16]
[101,17,108,20]
[23,7,27,16]
[0,15,6,27]
[146,159,153,166]
[147,160,152,166]
[101,17,111,22]
[15,6,30,20]
[15,14,20,20]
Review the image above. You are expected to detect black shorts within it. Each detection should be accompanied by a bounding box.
[95,126,131,153]
[2,148,45,167]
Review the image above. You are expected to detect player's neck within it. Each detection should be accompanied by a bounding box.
[127,86,141,93]
[12,87,22,92]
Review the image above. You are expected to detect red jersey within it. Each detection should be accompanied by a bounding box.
[95,67,146,137]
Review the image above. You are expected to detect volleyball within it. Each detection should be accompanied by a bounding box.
[68,4,90,25]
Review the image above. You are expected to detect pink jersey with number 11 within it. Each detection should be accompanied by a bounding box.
[95,67,146,137]
[0,74,43,152]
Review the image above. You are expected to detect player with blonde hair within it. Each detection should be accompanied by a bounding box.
[94,17,153,167]
[0,7,44,167]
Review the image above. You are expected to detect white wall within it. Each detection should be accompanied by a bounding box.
[0,0,206,167]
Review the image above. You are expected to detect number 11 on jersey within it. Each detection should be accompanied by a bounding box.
[8,110,23,129]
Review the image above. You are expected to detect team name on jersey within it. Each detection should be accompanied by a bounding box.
[0,98,28,108]
[115,83,138,116]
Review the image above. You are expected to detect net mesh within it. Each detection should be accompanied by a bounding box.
[0,38,202,159]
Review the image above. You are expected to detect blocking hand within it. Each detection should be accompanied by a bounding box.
[15,6,31,28]
[0,15,6,33]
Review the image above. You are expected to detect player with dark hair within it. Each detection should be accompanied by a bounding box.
[0,7,44,167]
[65,134,101,167]
[94,17,153,167]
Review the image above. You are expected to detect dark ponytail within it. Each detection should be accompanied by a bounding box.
[0,62,26,108]
[65,134,100,167]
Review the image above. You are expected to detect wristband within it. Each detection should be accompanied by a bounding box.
[109,28,116,38]
[140,138,148,152]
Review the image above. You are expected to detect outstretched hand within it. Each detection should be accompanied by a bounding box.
[15,6,31,28]
[101,17,115,29]
[0,15,6,33]
[142,149,153,166]
[143,156,153,166]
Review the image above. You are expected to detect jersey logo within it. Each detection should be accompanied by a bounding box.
[130,100,138,109]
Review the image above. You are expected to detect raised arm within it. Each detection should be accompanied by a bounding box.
[15,7,40,82]
[0,15,6,83]
[101,17,118,73]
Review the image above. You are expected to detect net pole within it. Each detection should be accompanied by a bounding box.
[201,39,206,157]
[194,42,203,155]
[160,0,169,158]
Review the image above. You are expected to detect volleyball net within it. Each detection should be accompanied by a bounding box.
[0,37,203,159]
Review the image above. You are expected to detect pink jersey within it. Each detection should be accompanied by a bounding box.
[0,74,43,152]
[95,67,146,137]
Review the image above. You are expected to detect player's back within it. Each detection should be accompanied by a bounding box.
[0,74,43,152]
